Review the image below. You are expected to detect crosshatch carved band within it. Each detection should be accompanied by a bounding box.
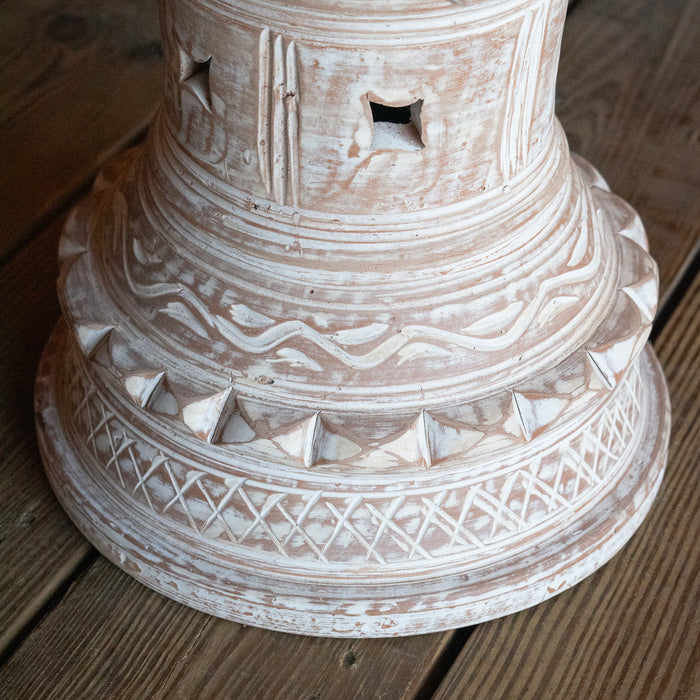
[62,339,645,567]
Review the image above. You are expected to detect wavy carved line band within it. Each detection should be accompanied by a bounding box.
[121,228,601,368]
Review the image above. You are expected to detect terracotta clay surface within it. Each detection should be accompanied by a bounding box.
[36,0,670,637]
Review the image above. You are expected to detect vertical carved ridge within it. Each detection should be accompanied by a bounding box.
[272,34,288,205]
[303,412,323,468]
[75,323,116,359]
[500,2,547,178]
[517,3,547,165]
[511,390,532,442]
[258,30,300,206]
[500,13,530,178]
[416,411,434,468]
[257,29,272,195]
[285,41,300,209]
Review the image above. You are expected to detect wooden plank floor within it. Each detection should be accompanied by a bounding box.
[0,0,162,264]
[0,0,698,697]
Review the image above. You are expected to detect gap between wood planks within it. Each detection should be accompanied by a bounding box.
[0,124,151,270]
[0,549,97,668]
[651,239,700,345]
[412,627,474,700]
[0,0,163,265]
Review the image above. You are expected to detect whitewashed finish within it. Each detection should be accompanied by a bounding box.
[36,0,670,636]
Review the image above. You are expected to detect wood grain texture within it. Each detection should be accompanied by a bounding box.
[432,259,700,700]
[556,0,700,307]
[0,221,94,656]
[0,0,162,263]
[0,556,456,699]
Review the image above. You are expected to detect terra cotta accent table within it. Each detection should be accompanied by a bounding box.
[35,0,670,637]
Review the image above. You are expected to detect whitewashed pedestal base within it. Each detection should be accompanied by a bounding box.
[37,324,669,636]
[36,0,671,637]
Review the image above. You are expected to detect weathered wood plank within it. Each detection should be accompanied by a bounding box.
[557,0,700,307]
[0,0,162,645]
[432,260,700,700]
[0,555,457,699]
[0,221,93,656]
[0,0,162,263]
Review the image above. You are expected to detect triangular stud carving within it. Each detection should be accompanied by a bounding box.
[180,51,212,111]
[124,371,167,409]
[274,413,364,467]
[58,241,88,273]
[511,392,568,442]
[74,323,115,359]
[622,278,657,324]
[383,411,482,466]
[586,335,641,390]
[58,234,88,263]
[586,350,615,390]
[58,205,90,263]
[617,211,648,250]
[273,413,324,467]
[382,412,432,466]
[219,414,256,444]
[150,378,180,416]
[182,387,245,444]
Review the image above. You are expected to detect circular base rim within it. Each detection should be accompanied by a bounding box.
[35,322,670,637]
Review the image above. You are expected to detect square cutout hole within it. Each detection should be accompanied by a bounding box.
[180,53,213,112]
[369,99,424,151]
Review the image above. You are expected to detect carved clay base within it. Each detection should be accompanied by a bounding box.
[35,0,672,637]
[37,323,669,637]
